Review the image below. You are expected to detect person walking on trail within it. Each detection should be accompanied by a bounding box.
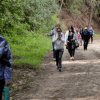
[52,28,65,72]
[45,26,56,60]
[45,24,63,61]
[79,28,84,46]
[65,26,79,61]
[88,26,95,44]
[0,36,12,100]
[83,27,90,50]
[76,29,81,45]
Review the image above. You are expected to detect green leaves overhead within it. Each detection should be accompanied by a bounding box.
[0,0,59,35]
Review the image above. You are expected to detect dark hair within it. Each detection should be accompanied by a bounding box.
[80,27,83,31]
[68,26,74,33]
[55,24,60,27]
[57,28,62,32]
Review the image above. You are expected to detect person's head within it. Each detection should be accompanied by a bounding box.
[55,24,60,29]
[80,27,83,31]
[68,26,74,33]
[56,28,62,35]
[90,26,93,30]
[84,27,88,31]
[76,29,79,32]
[51,26,54,30]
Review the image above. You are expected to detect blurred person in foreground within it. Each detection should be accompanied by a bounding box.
[0,35,12,100]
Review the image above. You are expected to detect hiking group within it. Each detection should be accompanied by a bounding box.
[0,23,94,100]
[45,24,95,72]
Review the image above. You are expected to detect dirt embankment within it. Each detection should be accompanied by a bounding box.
[59,4,100,34]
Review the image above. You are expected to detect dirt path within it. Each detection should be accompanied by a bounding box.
[13,39,100,100]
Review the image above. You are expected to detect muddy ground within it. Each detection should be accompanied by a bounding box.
[4,38,99,100]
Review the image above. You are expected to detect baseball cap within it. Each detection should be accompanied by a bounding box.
[51,26,54,30]
[84,27,88,29]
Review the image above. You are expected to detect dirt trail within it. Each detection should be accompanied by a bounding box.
[13,39,100,100]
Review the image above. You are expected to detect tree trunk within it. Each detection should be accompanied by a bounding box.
[88,0,94,29]
[58,0,63,15]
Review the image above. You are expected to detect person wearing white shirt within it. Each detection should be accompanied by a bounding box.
[65,26,79,61]
[52,28,65,72]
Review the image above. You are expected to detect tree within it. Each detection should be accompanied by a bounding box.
[88,0,94,29]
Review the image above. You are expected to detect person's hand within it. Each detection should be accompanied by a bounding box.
[44,34,47,36]
[5,82,11,87]
[58,37,61,40]
[57,37,61,40]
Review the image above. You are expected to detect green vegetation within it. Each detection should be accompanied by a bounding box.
[94,33,100,37]
[0,0,59,69]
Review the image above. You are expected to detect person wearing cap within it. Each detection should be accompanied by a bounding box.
[52,28,65,72]
[83,27,90,50]
[45,26,56,60]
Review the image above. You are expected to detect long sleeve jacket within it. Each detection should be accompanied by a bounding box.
[52,32,65,50]
[65,30,79,45]
[0,36,12,82]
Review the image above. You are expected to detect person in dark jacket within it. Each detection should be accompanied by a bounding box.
[83,27,90,50]
[79,27,84,46]
[0,36,12,100]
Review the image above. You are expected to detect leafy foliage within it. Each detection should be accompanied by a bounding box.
[0,0,59,35]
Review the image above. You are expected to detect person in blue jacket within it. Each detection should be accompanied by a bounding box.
[88,26,95,44]
[0,36,12,100]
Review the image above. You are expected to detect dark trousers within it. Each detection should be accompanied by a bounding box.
[84,41,88,50]
[0,79,5,100]
[68,43,75,57]
[55,50,63,69]
[90,35,93,43]
[52,42,56,59]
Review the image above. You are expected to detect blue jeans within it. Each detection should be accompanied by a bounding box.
[52,42,56,59]
[80,37,82,46]
[55,49,64,69]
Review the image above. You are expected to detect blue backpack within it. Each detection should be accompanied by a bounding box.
[89,29,93,36]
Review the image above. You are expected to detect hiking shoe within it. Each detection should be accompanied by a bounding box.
[59,68,61,72]
[57,67,59,70]
[71,57,74,61]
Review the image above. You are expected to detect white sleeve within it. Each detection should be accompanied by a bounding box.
[61,33,65,43]
[52,34,57,43]
[65,31,69,44]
